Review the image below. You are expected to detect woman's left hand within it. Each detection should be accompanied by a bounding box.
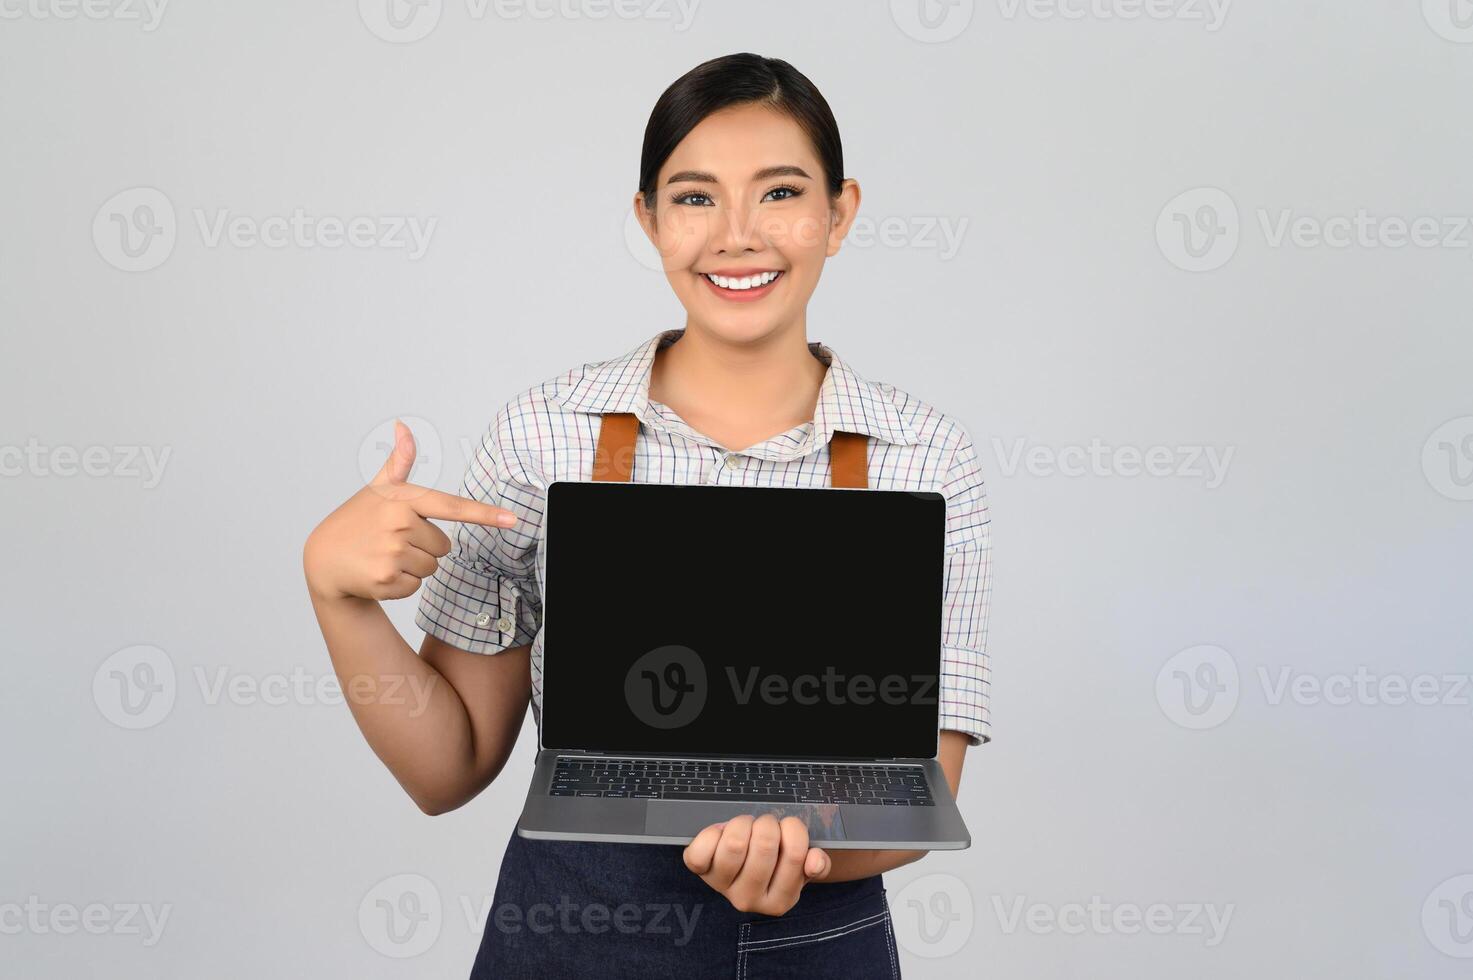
[682,813,832,915]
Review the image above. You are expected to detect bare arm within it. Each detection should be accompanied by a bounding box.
[307,589,530,815]
[304,419,530,815]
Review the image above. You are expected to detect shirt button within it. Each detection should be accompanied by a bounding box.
[474,612,492,628]
[723,455,739,468]
[495,615,514,633]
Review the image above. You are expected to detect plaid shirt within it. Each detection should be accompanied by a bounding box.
[415,328,995,745]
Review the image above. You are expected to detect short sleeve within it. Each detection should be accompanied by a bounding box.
[414,405,544,654]
[937,425,993,746]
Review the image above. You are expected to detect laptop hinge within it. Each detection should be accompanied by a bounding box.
[555,749,922,763]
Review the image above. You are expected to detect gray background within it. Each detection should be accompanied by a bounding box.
[3,1,1471,977]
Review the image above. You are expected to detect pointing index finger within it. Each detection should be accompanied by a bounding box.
[409,488,518,527]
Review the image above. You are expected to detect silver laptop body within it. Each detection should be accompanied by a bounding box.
[514,480,972,850]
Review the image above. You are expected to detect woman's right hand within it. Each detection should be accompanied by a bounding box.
[303,420,518,603]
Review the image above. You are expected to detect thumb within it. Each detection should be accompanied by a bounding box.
[372,419,416,486]
[803,847,831,880]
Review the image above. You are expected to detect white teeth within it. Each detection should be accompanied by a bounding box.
[704,271,780,290]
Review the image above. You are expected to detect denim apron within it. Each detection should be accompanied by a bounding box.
[469,413,901,979]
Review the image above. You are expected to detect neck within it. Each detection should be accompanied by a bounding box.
[651,321,829,432]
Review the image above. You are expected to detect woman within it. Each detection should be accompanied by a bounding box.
[304,52,992,978]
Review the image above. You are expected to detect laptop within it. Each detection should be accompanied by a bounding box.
[514,479,972,850]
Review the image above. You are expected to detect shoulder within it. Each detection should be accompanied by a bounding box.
[872,379,979,471]
[486,346,607,431]
[475,357,606,483]
[496,363,584,425]
[872,381,990,550]
[497,343,626,424]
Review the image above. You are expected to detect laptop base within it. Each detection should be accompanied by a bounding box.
[516,749,971,850]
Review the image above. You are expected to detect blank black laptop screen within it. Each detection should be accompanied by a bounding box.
[540,481,946,760]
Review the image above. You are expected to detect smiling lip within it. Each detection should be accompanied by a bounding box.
[698,269,784,303]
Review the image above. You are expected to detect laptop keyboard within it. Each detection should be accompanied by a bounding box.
[548,758,934,806]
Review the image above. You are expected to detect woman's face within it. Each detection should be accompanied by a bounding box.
[635,103,860,344]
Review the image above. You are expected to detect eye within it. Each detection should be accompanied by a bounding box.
[762,184,805,203]
[669,189,714,207]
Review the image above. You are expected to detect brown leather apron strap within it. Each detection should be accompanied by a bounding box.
[591,411,869,489]
[591,411,640,482]
[828,429,869,489]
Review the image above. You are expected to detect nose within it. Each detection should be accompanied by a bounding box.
[706,197,761,256]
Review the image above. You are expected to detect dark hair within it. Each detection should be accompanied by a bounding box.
[638,53,845,211]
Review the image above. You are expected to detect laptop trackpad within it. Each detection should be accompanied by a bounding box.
[645,801,847,842]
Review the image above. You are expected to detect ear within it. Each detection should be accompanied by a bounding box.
[825,178,862,258]
[633,190,660,248]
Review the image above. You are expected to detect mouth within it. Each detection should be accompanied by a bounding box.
[698,269,784,302]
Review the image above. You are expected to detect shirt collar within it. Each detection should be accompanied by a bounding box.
[548,328,922,454]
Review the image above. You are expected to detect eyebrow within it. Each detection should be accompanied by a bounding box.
[664,165,812,185]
